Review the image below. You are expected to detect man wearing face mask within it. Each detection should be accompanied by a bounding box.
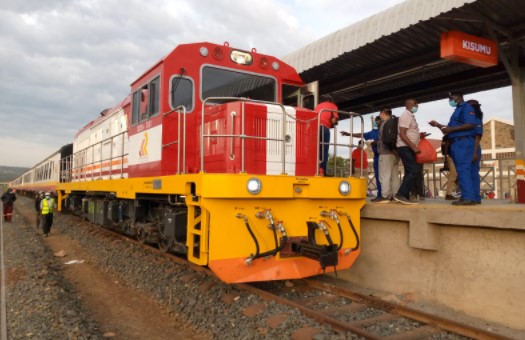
[393,98,421,205]
[40,192,57,237]
[429,91,477,205]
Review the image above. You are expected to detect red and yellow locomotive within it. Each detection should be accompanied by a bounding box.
[14,42,366,283]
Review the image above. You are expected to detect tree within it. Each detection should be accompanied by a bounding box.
[327,155,350,177]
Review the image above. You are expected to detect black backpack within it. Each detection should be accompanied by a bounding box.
[381,115,398,150]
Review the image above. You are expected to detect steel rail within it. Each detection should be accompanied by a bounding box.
[237,282,382,339]
[305,279,512,340]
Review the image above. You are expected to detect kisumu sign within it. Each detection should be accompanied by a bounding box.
[440,31,498,68]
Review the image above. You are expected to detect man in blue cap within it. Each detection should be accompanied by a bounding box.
[429,91,477,205]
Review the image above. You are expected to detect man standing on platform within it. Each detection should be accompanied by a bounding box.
[375,108,400,203]
[429,91,477,206]
[393,98,421,205]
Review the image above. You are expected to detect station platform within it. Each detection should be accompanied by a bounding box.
[334,197,524,332]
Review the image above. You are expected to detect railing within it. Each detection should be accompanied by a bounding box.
[199,98,367,176]
[200,97,292,174]
[354,156,519,202]
[61,106,189,182]
[320,110,365,177]
[60,130,129,183]
[162,106,187,174]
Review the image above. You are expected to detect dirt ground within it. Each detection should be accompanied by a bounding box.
[21,206,208,340]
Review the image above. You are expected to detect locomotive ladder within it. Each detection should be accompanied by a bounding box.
[185,196,209,266]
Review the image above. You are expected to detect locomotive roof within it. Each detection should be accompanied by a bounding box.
[130,41,303,87]
[74,95,130,138]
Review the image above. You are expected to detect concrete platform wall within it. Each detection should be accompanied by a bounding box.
[337,201,525,330]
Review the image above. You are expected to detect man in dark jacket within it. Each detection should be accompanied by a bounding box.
[35,191,44,229]
[1,188,17,222]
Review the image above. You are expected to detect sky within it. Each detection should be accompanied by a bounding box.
[0,0,514,167]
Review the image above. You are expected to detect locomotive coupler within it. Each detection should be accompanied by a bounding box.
[292,221,338,270]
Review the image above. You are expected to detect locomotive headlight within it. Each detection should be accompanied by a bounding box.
[339,180,351,196]
[272,61,280,71]
[230,50,253,65]
[247,177,262,195]
[199,46,209,57]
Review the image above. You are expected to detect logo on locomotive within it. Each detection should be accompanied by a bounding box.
[139,132,149,157]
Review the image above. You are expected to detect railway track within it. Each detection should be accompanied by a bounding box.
[14,196,513,339]
[243,279,511,340]
[93,222,509,339]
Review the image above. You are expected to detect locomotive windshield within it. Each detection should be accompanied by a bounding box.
[201,66,276,102]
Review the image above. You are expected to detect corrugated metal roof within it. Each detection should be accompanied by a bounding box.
[283,0,476,73]
[281,0,525,114]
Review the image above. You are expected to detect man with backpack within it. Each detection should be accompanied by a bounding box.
[393,98,421,205]
[374,108,400,203]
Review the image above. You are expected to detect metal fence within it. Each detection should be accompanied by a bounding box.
[335,156,518,202]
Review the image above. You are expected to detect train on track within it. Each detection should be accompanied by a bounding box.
[11,42,366,283]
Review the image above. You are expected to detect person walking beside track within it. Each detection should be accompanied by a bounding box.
[35,191,44,229]
[1,188,17,222]
[40,192,57,237]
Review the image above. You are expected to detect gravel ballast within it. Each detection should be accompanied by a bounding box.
[3,207,101,339]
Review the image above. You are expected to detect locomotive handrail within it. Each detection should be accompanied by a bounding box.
[317,109,365,177]
[64,130,129,182]
[200,97,289,174]
[162,105,186,174]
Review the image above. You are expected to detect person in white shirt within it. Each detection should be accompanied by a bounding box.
[393,98,421,205]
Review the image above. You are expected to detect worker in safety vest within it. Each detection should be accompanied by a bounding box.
[40,192,57,237]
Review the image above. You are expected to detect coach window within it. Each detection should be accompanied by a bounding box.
[170,76,193,112]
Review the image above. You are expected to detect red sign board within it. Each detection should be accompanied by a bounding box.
[440,31,498,68]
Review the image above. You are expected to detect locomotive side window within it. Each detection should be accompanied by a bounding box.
[170,76,194,112]
[132,91,141,125]
[149,76,160,117]
[131,75,161,125]
[201,66,276,102]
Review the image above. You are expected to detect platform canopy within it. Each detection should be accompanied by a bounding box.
[283,0,525,114]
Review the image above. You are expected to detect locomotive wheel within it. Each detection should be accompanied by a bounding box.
[158,237,173,253]
[136,228,148,244]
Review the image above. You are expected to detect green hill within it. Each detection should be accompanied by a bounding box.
[0,166,29,182]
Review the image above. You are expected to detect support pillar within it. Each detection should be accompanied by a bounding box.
[512,72,525,202]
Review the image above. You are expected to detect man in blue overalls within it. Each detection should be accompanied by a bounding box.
[467,99,484,204]
[429,91,477,205]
